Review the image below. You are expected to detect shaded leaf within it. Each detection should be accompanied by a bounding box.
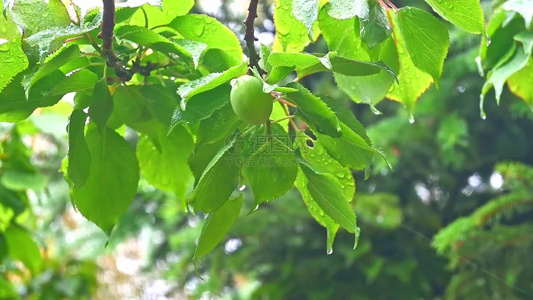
[89,78,114,130]
[360,0,391,49]
[4,225,42,274]
[67,109,91,188]
[195,195,243,259]
[71,124,139,235]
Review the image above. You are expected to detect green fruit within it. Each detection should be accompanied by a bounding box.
[230,75,273,125]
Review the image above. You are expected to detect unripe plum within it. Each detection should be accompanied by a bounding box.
[230,75,273,125]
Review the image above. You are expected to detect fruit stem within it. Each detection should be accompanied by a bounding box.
[244,0,265,76]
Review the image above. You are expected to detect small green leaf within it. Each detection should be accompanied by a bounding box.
[0,37,28,93]
[137,124,194,201]
[285,82,341,137]
[168,14,243,68]
[189,133,240,213]
[397,7,450,87]
[424,0,484,34]
[177,61,246,104]
[4,225,42,274]
[360,0,391,49]
[169,84,231,130]
[195,195,243,259]
[326,0,369,20]
[292,0,319,39]
[89,78,114,130]
[71,124,139,235]
[140,85,178,125]
[242,124,298,204]
[299,161,356,232]
[67,109,91,188]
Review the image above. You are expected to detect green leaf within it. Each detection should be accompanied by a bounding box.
[71,124,140,235]
[112,85,161,138]
[299,160,356,232]
[360,0,391,49]
[139,85,178,125]
[268,51,395,79]
[0,71,65,122]
[168,14,243,68]
[317,122,376,170]
[504,0,533,29]
[295,141,355,252]
[188,133,240,213]
[24,44,80,95]
[274,0,317,52]
[175,39,207,68]
[89,78,114,130]
[196,103,242,144]
[137,124,194,201]
[116,25,192,59]
[319,9,399,109]
[321,95,371,145]
[326,0,369,20]
[24,12,101,60]
[130,0,194,28]
[386,10,433,118]
[189,138,226,185]
[195,195,243,259]
[424,0,484,34]
[10,0,70,36]
[292,0,319,39]
[177,61,246,104]
[285,82,341,137]
[508,57,533,108]
[4,225,42,274]
[397,7,450,87]
[481,46,531,108]
[50,69,98,96]
[295,172,339,254]
[169,84,230,130]
[67,109,91,188]
[242,124,298,204]
[0,37,29,93]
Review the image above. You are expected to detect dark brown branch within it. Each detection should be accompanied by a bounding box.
[244,0,264,76]
[99,0,132,80]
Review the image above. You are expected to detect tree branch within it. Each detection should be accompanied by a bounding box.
[100,0,132,80]
[244,0,264,76]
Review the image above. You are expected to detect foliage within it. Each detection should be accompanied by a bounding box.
[0,0,532,298]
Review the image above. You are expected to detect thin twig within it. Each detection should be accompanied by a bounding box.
[244,0,264,76]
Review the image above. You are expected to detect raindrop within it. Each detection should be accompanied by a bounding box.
[239,185,246,191]
[370,105,382,115]
[457,85,466,93]
[326,248,333,255]
[336,172,345,179]
[408,115,415,124]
